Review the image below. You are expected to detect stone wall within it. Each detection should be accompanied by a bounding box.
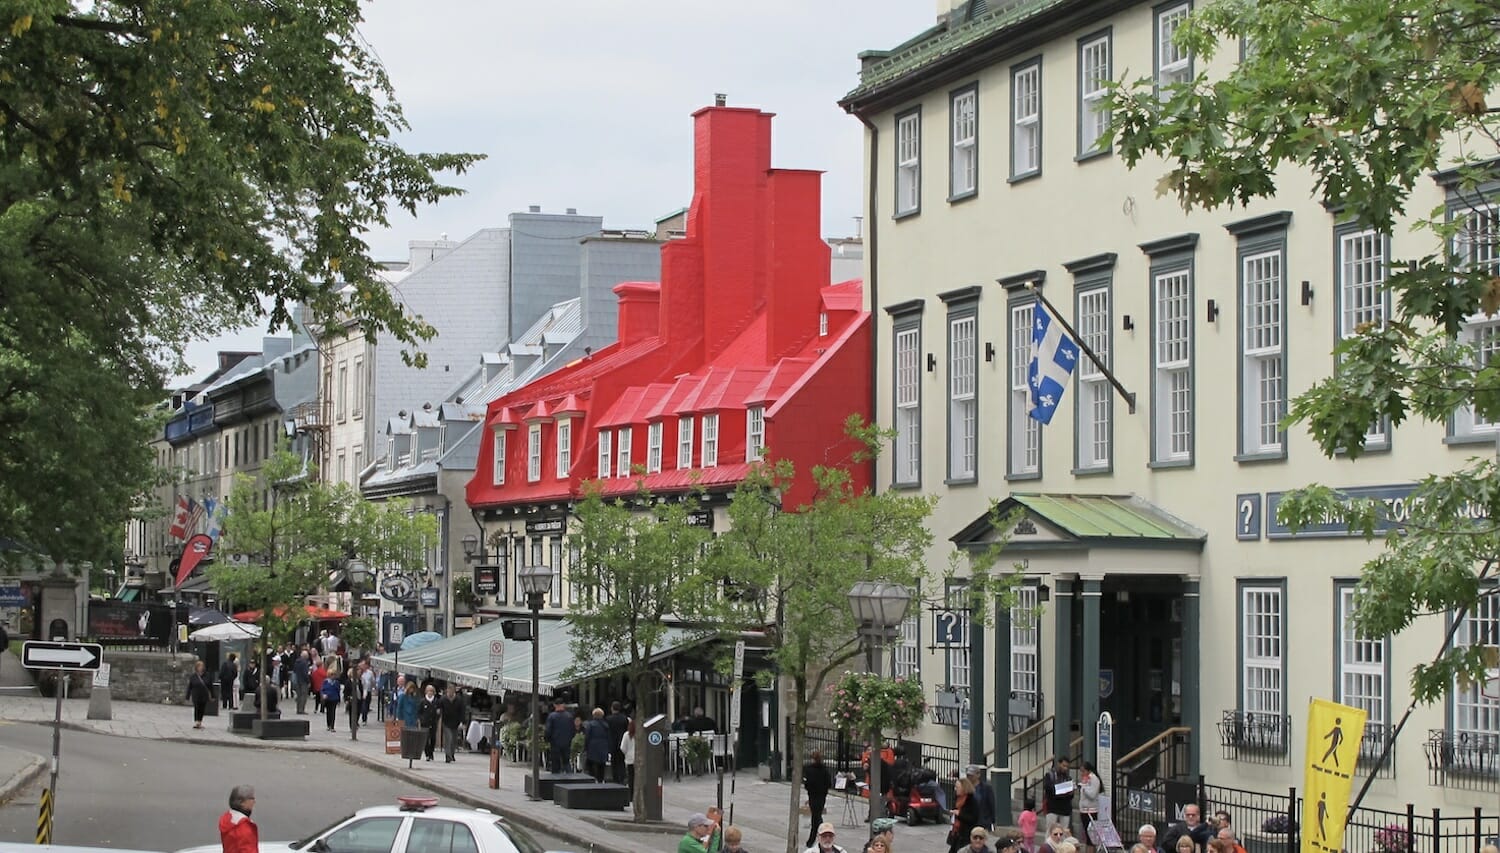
[46,650,198,705]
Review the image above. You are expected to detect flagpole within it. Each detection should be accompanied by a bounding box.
[1027,284,1136,415]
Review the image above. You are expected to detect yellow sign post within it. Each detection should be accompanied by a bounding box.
[36,787,52,844]
[1301,699,1367,853]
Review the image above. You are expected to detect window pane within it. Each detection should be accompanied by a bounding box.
[321,817,402,853]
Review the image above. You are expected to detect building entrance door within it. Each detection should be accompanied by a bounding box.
[1099,578,1183,760]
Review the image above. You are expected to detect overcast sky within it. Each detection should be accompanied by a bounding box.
[177,0,935,381]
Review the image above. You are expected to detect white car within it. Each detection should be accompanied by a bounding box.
[175,797,569,853]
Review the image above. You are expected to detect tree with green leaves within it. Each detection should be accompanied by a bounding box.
[567,480,725,821]
[0,0,479,568]
[210,450,435,718]
[715,417,939,853]
[1105,0,1499,705]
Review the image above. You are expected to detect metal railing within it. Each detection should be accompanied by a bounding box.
[1424,729,1500,790]
[1116,726,1192,790]
[1218,710,1292,764]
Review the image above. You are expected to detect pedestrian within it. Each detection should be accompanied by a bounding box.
[680,812,720,853]
[806,822,846,853]
[968,828,993,853]
[319,669,341,732]
[948,776,980,853]
[1077,762,1103,853]
[218,654,238,711]
[186,660,212,729]
[605,700,629,783]
[621,717,636,789]
[583,707,612,781]
[253,676,278,715]
[1019,799,1039,853]
[359,661,375,725]
[218,784,258,853]
[419,683,443,761]
[396,680,420,728]
[544,699,572,773]
[861,817,896,853]
[344,667,363,741]
[968,765,996,832]
[441,685,466,763]
[292,650,311,714]
[1041,757,1074,832]
[241,659,259,706]
[802,749,833,847]
[310,656,327,713]
[723,826,747,853]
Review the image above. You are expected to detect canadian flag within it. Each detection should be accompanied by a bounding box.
[168,496,192,541]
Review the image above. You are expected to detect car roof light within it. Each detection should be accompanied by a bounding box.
[398,796,439,811]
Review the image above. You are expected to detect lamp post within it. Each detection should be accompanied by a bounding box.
[518,563,554,800]
[847,581,913,825]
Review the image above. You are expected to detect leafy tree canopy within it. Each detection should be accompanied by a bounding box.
[0,0,480,565]
[1107,0,1500,700]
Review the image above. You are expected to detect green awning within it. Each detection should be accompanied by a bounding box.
[370,619,703,693]
[1009,493,1204,540]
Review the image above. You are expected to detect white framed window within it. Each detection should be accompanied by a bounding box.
[1452,588,1499,745]
[701,413,719,468]
[1155,2,1193,91]
[352,357,364,419]
[746,407,765,462]
[527,423,542,482]
[677,416,694,469]
[336,449,347,484]
[555,418,572,478]
[894,325,921,484]
[1240,584,1285,745]
[1241,249,1285,454]
[549,539,563,606]
[1336,584,1386,758]
[950,87,977,198]
[1153,268,1193,463]
[948,313,977,480]
[1337,226,1390,446]
[1076,286,1111,469]
[597,430,612,479]
[1011,585,1041,717]
[945,584,971,690]
[819,312,829,337]
[617,427,633,475]
[336,361,349,422]
[1454,205,1500,437]
[894,603,921,682]
[1011,61,1041,178]
[896,110,921,216]
[1009,302,1039,477]
[647,422,663,473]
[1079,32,1111,155]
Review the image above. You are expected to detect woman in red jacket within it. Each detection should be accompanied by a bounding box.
[218,785,258,853]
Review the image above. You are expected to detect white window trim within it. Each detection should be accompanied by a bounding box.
[1337,226,1390,447]
[1454,205,1500,438]
[555,417,572,479]
[701,413,719,468]
[894,326,921,484]
[950,87,977,198]
[617,427,633,475]
[746,407,765,463]
[894,603,921,682]
[1079,33,1111,155]
[1335,584,1386,755]
[492,431,507,485]
[1011,61,1041,178]
[677,416,694,469]
[1153,268,1193,463]
[1011,586,1041,717]
[336,361,349,423]
[896,110,921,216]
[1076,287,1111,470]
[1241,249,1285,455]
[1240,584,1285,744]
[945,584,971,690]
[597,429,612,479]
[647,422,663,474]
[1009,303,1039,477]
[527,423,542,482]
[948,313,977,480]
[352,357,364,419]
[1452,588,1499,745]
[1155,3,1192,90]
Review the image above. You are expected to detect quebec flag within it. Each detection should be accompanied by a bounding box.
[1028,305,1080,424]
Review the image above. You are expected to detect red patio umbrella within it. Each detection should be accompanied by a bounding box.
[232,604,350,622]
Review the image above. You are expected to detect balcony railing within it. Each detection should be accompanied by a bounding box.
[1424,729,1500,790]
[1356,720,1395,777]
[1218,710,1291,764]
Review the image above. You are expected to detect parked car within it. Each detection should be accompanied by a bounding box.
[174,797,568,853]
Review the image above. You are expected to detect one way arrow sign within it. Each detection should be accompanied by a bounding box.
[22,640,104,671]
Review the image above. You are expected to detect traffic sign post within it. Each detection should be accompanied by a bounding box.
[22,640,106,845]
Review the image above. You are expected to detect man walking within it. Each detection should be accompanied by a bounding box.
[218,654,238,711]
[441,685,466,763]
[545,699,573,773]
[292,650,310,715]
[218,784,258,853]
[1041,757,1074,832]
[802,749,833,847]
[605,701,630,784]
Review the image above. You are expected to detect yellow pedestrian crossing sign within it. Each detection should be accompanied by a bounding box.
[1301,699,1367,853]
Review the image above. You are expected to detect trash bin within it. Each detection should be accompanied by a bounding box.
[400,727,427,761]
[204,684,220,717]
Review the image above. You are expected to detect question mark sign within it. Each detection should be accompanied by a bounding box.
[1239,499,1254,534]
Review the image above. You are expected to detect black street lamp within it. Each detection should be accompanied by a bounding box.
[517,563,554,800]
[847,580,912,825]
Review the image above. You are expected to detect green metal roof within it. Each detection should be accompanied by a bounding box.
[841,0,1069,108]
[370,619,702,693]
[1010,493,1205,541]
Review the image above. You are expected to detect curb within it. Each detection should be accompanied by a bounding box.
[0,753,45,806]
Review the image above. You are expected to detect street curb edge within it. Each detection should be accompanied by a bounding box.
[0,753,45,807]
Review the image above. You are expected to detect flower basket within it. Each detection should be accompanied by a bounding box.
[1374,824,1412,853]
[827,671,926,736]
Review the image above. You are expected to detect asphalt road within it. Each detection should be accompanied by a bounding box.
[0,721,579,852]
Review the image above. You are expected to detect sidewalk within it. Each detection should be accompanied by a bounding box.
[0,681,950,853]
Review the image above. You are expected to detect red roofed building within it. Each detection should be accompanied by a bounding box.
[464,104,872,627]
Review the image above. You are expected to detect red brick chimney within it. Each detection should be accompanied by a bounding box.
[765,168,829,360]
[613,282,660,347]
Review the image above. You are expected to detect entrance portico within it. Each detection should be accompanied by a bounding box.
[951,493,1206,804]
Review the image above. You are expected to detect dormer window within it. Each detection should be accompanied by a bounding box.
[597,430,612,479]
[702,414,719,468]
[492,431,506,485]
[617,427,633,475]
[747,406,765,462]
[819,312,829,337]
[527,423,542,482]
[647,422,663,473]
[556,418,573,478]
[677,416,694,469]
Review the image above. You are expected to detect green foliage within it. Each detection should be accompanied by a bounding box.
[0,0,479,566]
[452,576,477,610]
[827,671,926,736]
[1106,0,1500,702]
[341,616,375,652]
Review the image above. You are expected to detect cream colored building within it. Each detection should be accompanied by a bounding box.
[841,0,1497,821]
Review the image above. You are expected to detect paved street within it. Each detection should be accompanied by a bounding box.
[0,652,952,853]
